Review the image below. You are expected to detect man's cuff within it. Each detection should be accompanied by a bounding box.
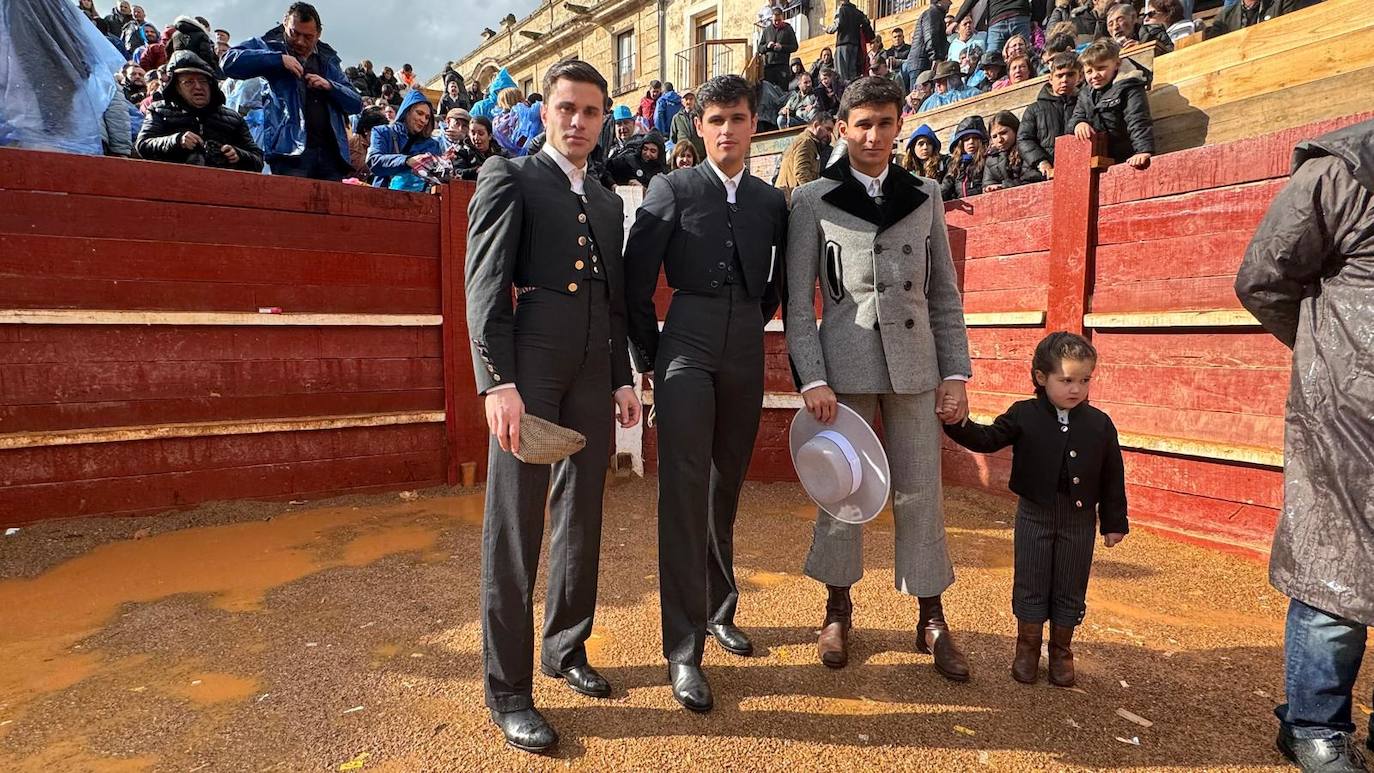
[486,383,517,393]
[614,384,634,394]
[942,374,970,382]
[800,380,829,393]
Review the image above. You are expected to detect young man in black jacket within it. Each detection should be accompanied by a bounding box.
[827,0,874,83]
[1017,51,1082,179]
[136,51,263,171]
[904,0,951,92]
[758,6,800,92]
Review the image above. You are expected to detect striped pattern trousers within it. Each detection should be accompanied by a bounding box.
[1013,495,1097,628]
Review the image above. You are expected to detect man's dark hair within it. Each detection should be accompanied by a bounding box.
[1031,331,1097,387]
[836,76,903,121]
[194,15,210,27]
[541,59,609,102]
[696,74,757,115]
[650,79,663,89]
[811,110,834,126]
[285,2,321,27]
[1044,32,1076,55]
[663,81,675,92]
[403,63,412,71]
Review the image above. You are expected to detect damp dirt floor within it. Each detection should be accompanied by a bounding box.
[0,477,1369,772]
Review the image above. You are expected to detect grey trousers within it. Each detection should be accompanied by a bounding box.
[803,391,956,597]
[655,286,765,665]
[1013,495,1096,627]
[834,44,861,83]
[479,284,613,713]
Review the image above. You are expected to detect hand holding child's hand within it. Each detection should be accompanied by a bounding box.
[1073,122,1095,141]
[1102,532,1125,548]
[1126,152,1152,170]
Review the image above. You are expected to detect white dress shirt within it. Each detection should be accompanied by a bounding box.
[705,156,745,203]
[800,163,969,394]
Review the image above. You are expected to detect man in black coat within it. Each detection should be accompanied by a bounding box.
[464,60,641,754]
[905,0,951,92]
[1017,50,1082,179]
[624,75,788,713]
[758,6,800,92]
[136,51,263,171]
[1210,0,1302,36]
[827,0,874,83]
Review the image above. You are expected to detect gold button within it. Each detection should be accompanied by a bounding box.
[568,282,579,292]
[575,260,585,270]
[578,236,588,246]
[578,213,587,223]
[1069,450,1077,458]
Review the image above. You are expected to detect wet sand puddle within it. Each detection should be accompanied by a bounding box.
[0,494,487,716]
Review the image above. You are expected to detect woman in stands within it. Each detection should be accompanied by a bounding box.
[456,116,505,180]
[982,111,1043,191]
[942,115,989,199]
[901,123,950,181]
[669,141,699,169]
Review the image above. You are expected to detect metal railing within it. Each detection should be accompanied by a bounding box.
[673,39,752,92]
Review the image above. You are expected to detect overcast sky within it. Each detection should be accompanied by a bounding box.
[140,0,542,80]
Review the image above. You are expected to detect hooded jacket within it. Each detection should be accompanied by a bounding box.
[104,5,132,34]
[366,87,444,187]
[1068,59,1153,163]
[982,147,1043,189]
[1235,118,1374,626]
[941,115,987,200]
[1018,81,1079,169]
[220,24,362,165]
[606,132,667,186]
[470,69,516,120]
[168,16,221,78]
[653,90,682,135]
[135,51,264,171]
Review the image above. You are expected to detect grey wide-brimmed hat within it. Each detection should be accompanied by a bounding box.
[789,403,890,524]
[513,414,586,465]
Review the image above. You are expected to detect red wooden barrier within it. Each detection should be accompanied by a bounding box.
[0,151,485,525]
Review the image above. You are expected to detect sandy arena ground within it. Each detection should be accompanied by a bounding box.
[0,477,1369,772]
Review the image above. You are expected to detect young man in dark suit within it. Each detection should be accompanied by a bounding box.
[624,75,789,713]
[464,60,641,754]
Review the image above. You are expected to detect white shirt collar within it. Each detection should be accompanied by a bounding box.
[850,164,890,198]
[542,143,587,195]
[1056,407,1070,425]
[705,157,746,203]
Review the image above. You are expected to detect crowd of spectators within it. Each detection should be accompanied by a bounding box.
[766,0,1323,200]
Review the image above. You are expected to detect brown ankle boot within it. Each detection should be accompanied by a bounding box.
[916,595,970,682]
[1048,623,1076,687]
[817,585,852,669]
[1012,621,1044,684]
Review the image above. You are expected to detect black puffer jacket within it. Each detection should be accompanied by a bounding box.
[1068,61,1154,163]
[906,2,949,74]
[1047,2,1106,37]
[982,149,1044,189]
[1018,82,1078,169]
[606,132,667,186]
[135,51,264,171]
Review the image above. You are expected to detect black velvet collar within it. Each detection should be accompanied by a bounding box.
[820,152,928,232]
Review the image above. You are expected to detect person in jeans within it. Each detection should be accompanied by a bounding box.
[954,0,1031,66]
[1235,117,1374,773]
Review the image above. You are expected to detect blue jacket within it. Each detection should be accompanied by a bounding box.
[919,85,981,113]
[470,68,517,120]
[220,25,362,164]
[367,88,445,187]
[653,90,682,135]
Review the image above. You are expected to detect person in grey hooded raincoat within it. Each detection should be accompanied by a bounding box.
[1235,117,1374,773]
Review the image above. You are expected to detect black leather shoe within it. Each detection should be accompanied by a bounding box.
[707,623,754,656]
[668,663,713,712]
[490,707,558,753]
[540,663,611,698]
[1277,727,1368,772]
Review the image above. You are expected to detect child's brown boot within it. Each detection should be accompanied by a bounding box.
[1048,623,1076,687]
[1012,620,1043,684]
[817,585,852,669]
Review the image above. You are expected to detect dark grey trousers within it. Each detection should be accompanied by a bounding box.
[480,284,613,713]
[1013,495,1097,628]
[834,44,861,83]
[654,285,765,665]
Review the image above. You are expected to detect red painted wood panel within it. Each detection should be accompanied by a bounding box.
[1095,180,1284,246]
[0,326,442,364]
[1091,399,1284,449]
[967,327,1047,361]
[440,182,486,483]
[961,252,1050,293]
[944,181,1050,229]
[1046,134,1098,334]
[1094,230,1253,287]
[1093,361,1288,416]
[0,147,440,221]
[1090,274,1246,313]
[0,191,437,258]
[961,288,1049,313]
[961,217,1052,260]
[1091,331,1292,370]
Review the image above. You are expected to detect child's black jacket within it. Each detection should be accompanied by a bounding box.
[943,392,1129,535]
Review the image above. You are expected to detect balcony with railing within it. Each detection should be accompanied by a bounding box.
[673,39,753,93]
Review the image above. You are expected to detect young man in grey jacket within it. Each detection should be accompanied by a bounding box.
[785,76,974,680]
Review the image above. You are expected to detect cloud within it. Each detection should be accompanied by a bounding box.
[142,0,541,81]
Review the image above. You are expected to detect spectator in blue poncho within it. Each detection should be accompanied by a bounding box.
[470,68,516,120]
[367,86,444,188]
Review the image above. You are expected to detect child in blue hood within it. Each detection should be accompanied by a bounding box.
[367,87,445,188]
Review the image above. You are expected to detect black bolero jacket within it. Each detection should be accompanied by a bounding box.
[944,392,1129,535]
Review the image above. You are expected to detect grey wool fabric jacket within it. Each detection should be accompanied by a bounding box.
[786,154,971,394]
